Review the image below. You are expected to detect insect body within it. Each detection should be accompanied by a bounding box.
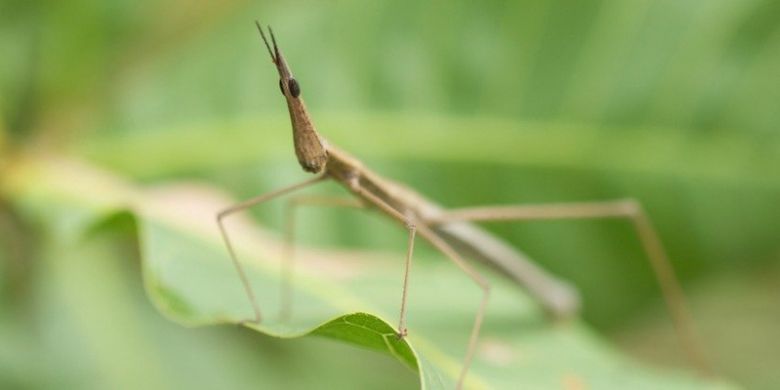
[217,22,709,389]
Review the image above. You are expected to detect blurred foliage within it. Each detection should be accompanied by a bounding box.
[1,0,779,388]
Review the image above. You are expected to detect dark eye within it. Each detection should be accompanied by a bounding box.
[288,78,301,98]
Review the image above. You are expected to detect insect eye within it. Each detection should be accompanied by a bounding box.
[288,78,301,98]
[278,78,301,98]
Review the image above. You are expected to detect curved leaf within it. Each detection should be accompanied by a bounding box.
[7,153,735,389]
[134,184,730,389]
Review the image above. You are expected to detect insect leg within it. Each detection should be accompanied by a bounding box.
[280,195,364,322]
[350,183,489,389]
[427,199,710,375]
[216,174,327,324]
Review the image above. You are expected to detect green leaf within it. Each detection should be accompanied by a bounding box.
[5,147,737,389]
[134,189,730,389]
[4,175,423,388]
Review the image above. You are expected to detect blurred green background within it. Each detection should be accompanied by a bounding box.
[1,0,779,388]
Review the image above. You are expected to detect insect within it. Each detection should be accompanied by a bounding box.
[217,22,709,388]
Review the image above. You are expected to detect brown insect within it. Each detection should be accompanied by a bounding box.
[217,22,709,389]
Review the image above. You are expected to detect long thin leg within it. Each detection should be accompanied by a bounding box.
[427,199,710,375]
[419,227,490,389]
[216,174,327,324]
[344,184,419,338]
[280,195,364,322]
[348,181,489,389]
